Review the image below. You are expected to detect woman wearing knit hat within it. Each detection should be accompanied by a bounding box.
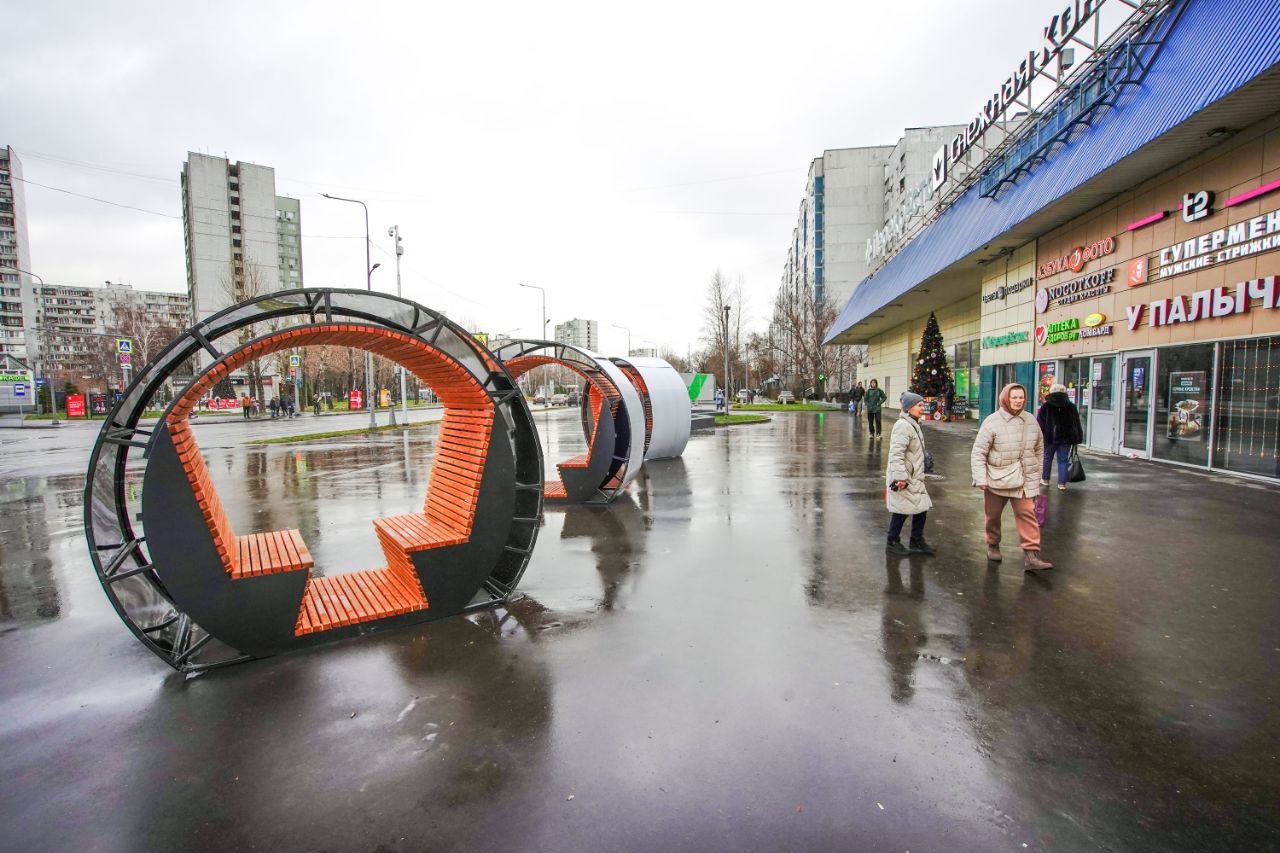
[970,383,1053,571]
[885,391,935,556]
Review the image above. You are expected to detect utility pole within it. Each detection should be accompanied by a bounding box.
[389,225,408,426]
[722,304,731,413]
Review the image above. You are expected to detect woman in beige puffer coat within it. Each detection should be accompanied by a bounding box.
[970,383,1053,571]
[886,392,934,556]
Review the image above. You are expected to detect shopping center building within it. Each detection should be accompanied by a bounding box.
[826,0,1280,480]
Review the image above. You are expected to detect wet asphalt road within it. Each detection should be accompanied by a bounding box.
[2,408,1279,851]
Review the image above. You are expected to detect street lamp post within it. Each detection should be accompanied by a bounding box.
[612,324,631,357]
[320,193,378,430]
[518,282,546,340]
[388,225,409,426]
[723,304,731,413]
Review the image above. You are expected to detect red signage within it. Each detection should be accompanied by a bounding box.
[66,394,86,418]
[349,389,363,410]
[1127,257,1148,287]
[1038,236,1116,278]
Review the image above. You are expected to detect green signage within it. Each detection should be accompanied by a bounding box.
[981,331,1029,348]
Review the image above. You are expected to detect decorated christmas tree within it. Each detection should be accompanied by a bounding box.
[910,312,953,398]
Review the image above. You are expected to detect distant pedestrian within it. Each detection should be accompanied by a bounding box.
[269,397,280,419]
[885,392,934,557]
[241,394,251,420]
[312,394,321,416]
[1036,383,1083,491]
[851,381,865,417]
[864,379,887,437]
[971,383,1053,571]
[715,388,726,412]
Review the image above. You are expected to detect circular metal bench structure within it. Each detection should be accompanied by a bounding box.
[84,289,542,672]
[493,340,645,504]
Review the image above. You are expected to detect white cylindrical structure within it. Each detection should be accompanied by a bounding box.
[613,356,691,460]
[584,349,646,491]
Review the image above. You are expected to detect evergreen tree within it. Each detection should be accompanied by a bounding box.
[910,312,952,397]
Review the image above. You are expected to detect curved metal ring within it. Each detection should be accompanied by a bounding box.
[83,288,542,672]
[494,340,645,503]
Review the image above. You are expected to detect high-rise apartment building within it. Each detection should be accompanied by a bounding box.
[0,146,34,363]
[31,281,190,388]
[554,318,598,351]
[181,153,302,326]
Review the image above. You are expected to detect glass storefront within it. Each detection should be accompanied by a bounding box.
[1154,343,1214,467]
[950,340,979,418]
[1214,336,1280,479]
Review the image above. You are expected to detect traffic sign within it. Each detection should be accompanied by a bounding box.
[13,383,26,397]
[119,353,132,365]
[818,372,826,382]
[116,338,133,355]
[289,354,301,367]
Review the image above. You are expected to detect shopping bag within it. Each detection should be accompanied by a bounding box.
[1034,493,1048,527]
[1067,446,1086,483]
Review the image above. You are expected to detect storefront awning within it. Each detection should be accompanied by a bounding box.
[826,0,1280,345]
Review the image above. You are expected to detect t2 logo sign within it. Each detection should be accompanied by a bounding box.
[1182,190,1214,223]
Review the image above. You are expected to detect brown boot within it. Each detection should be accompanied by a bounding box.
[1023,550,1054,571]
[986,545,1002,562]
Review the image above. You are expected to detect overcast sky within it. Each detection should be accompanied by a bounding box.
[6,0,1087,356]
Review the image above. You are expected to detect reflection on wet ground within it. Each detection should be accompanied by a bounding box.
[2,408,1279,849]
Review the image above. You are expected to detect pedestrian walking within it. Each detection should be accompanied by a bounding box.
[312,394,321,416]
[864,379,887,437]
[885,392,935,556]
[1036,383,1084,491]
[269,397,280,419]
[715,388,726,412]
[851,381,865,416]
[971,383,1053,571]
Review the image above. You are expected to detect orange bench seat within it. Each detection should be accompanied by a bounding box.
[233,529,314,579]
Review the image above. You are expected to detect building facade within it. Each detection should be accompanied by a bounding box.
[0,146,34,363]
[826,0,1280,480]
[181,153,302,325]
[554,318,598,351]
[30,281,190,390]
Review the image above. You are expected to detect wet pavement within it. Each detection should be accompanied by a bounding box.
[2,407,1279,851]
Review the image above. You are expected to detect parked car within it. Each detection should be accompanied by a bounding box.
[533,394,546,404]
[736,389,751,403]
[566,391,580,406]
[551,393,568,406]
[777,391,796,404]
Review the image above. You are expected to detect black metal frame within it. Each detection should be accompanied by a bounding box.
[492,339,635,504]
[83,288,542,673]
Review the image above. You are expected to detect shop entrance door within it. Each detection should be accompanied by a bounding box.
[1120,350,1156,459]
[1087,355,1117,453]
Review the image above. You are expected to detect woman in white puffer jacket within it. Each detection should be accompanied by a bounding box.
[970,383,1053,571]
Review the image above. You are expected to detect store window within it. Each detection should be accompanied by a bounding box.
[1154,343,1214,467]
[1214,336,1280,479]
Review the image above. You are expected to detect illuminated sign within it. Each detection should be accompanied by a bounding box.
[981,331,1030,348]
[1149,207,1280,280]
[1035,266,1115,312]
[1035,315,1112,345]
[982,277,1034,304]
[1125,276,1279,329]
[1038,236,1116,278]
[932,1,1099,192]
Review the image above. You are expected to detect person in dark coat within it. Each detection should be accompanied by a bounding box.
[850,381,866,416]
[1035,382,1084,490]
[863,380,887,438]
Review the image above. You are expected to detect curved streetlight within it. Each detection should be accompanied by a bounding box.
[320,193,378,429]
[517,282,547,339]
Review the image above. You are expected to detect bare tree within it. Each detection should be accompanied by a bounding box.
[701,270,748,393]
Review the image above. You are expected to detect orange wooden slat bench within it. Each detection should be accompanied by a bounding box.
[163,321,499,639]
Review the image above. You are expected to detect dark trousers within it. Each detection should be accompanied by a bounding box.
[888,511,927,543]
[867,411,882,434]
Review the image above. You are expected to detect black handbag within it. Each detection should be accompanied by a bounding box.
[1067,446,1086,483]
[924,451,935,474]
